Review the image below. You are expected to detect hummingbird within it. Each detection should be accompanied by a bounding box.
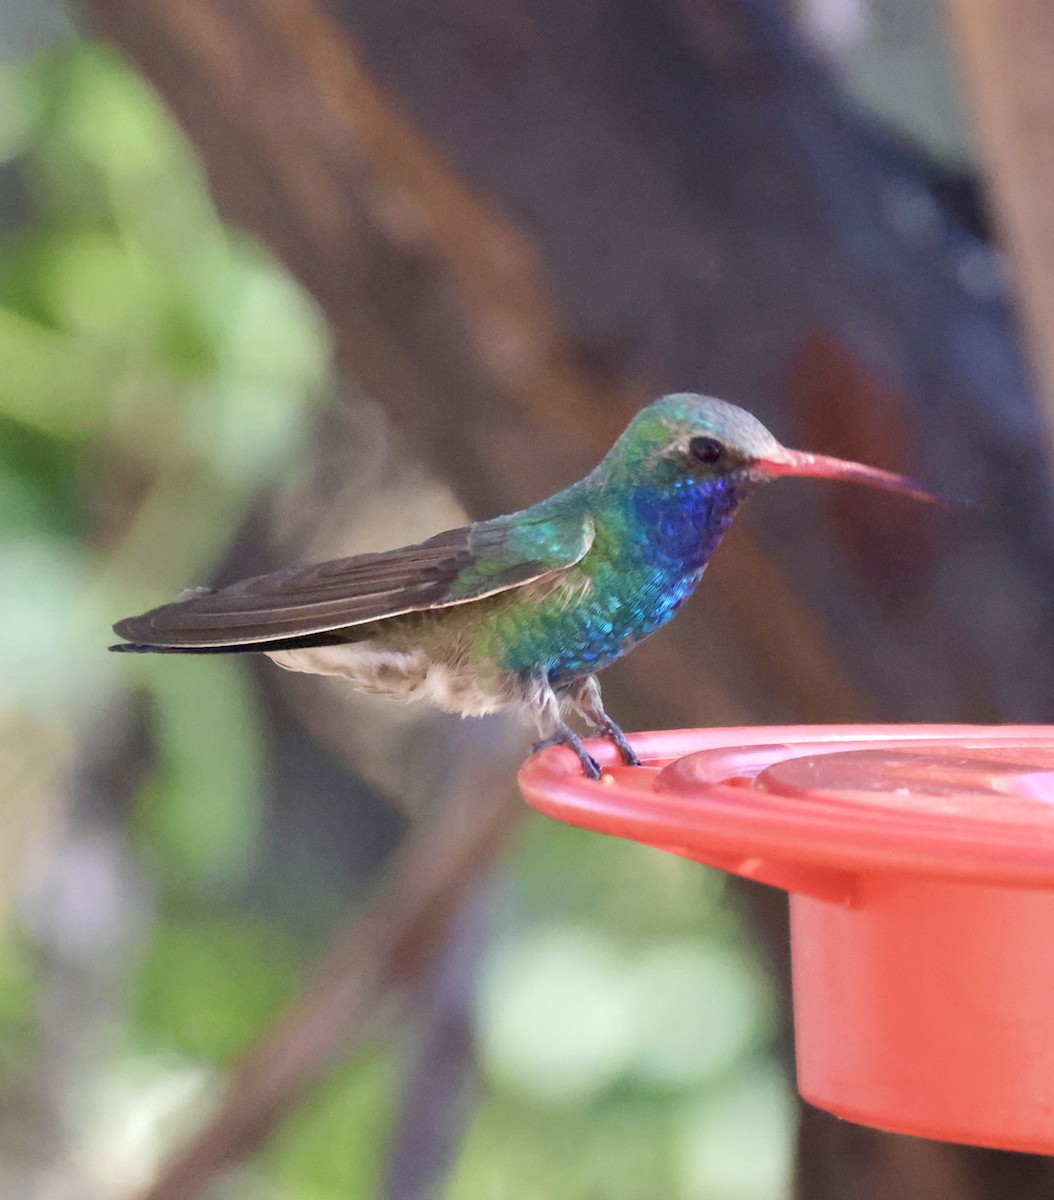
[111,394,933,778]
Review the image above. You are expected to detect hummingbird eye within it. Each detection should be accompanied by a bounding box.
[689,436,725,466]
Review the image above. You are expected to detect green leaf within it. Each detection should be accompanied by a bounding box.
[136,917,302,1063]
[268,1052,396,1200]
[134,655,266,887]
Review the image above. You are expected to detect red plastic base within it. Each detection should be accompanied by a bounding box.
[793,878,1054,1152]
[519,726,1054,1153]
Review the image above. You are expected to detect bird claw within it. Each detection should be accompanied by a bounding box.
[597,721,641,767]
[580,752,603,781]
[532,729,603,780]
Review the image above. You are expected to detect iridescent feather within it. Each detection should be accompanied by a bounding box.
[112,394,933,777]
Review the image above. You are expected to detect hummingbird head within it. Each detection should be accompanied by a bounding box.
[603,393,933,503]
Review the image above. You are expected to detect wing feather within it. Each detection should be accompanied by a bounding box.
[112,512,593,649]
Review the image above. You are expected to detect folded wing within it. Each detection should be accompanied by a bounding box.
[112,511,594,649]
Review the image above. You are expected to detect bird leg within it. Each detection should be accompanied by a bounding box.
[565,675,641,767]
[527,674,602,779]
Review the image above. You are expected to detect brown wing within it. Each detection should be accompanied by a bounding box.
[112,515,594,649]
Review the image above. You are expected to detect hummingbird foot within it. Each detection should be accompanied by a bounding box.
[531,726,602,780]
[593,719,641,768]
[563,675,640,767]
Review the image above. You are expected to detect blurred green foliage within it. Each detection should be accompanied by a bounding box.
[0,35,791,1200]
[454,823,792,1200]
[0,35,333,1196]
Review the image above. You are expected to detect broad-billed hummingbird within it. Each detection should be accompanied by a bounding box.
[112,394,933,777]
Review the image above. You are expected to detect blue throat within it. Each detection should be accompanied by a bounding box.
[523,475,746,688]
[630,473,744,574]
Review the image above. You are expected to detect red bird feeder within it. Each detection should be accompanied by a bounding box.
[519,725,1054,1153]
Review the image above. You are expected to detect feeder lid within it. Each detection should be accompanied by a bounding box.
[519,726,1054,893]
